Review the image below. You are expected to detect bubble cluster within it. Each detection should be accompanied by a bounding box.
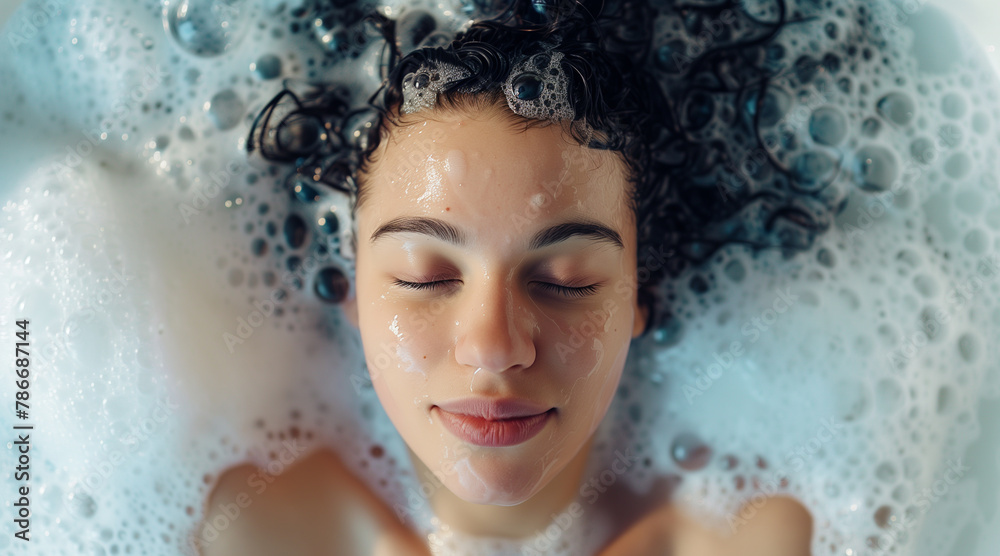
[400,61,473,114]
[503,50,574,120]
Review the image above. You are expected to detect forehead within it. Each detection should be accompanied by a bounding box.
[359,113,632,245]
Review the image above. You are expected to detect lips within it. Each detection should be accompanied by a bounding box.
[433,397,555,447]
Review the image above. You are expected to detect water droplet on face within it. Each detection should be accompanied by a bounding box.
[205,89,245,130]
[469,367,484,392]
[163,0,251,57]
[670,433,712,471]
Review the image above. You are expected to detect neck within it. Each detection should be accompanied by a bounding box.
[410,436,595,539]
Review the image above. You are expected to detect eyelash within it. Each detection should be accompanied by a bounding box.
[392,279,599,298]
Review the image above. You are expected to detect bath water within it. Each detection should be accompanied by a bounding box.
[1,0,998,554]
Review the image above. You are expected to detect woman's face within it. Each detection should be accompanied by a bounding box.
[349,109,645,506]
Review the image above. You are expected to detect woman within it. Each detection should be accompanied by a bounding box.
[197,2,813,554]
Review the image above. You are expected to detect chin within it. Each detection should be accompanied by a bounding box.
[442,455,553,506]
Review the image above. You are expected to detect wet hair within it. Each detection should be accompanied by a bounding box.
[250,0,813,335]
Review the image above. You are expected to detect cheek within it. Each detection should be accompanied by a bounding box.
[538,298,633,391]
[361,300,443,401]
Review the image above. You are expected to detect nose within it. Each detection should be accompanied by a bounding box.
[454,279,536,374]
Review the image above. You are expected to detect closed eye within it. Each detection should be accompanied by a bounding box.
[393,279,600,299]
[532,282,600,299]
[392,279,460,291]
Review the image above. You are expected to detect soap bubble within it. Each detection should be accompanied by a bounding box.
[809,106,848,146]
[205,89,245,130]
[853,145,899,192]
[163,0,252,57]
[670,433,712,471]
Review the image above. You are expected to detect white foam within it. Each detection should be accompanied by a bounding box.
[1,0,999,555]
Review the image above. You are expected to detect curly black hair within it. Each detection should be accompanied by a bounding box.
[250,0,823,335]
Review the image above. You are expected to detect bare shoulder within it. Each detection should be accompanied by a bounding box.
[192,449,430,556]
[596,495,813,556]
[712,495,813,555]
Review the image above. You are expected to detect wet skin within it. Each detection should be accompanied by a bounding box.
[197,109,813,555]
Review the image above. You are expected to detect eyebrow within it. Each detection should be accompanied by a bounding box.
[369,217,623,250]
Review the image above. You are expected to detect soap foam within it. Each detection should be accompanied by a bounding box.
[1,0,999,555]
